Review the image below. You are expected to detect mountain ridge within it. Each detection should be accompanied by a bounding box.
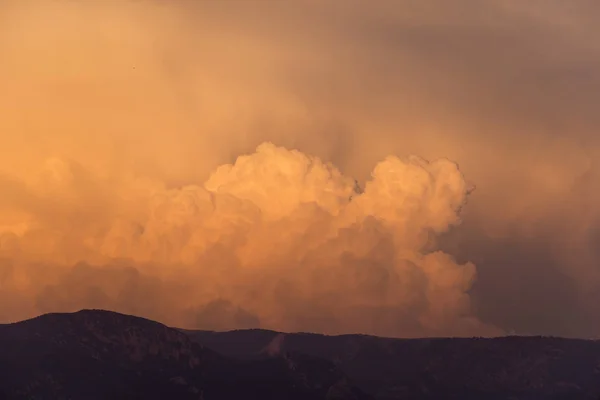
[3,310,600,399]
[185,326,600,399]
[0,309,369,400]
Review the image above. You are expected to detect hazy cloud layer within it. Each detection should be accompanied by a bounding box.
[1,0,599,337]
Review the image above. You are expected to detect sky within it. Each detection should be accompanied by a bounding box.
[1,0,599,338]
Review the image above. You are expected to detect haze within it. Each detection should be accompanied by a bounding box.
[1,0,599,338]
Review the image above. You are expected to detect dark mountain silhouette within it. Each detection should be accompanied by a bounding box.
[4,309,600,400]
[0,310,369,400]
[185,329,600,400]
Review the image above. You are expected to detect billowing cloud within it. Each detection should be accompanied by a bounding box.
[0,142,493,337]
[1,0,600,337]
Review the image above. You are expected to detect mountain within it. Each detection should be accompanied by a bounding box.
[0,310,369,400]
[4,310,600,400]
[185,329,600,400]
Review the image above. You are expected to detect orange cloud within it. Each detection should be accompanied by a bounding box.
[0,142,496,337]
[1,0,600,337]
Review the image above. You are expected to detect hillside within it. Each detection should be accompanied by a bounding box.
[3,309,600,399]
[0,310,368,400]
[186,329,600,399]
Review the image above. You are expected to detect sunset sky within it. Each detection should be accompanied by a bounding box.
[1,0,599,338]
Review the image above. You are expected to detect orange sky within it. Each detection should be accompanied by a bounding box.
[1,0,599,338]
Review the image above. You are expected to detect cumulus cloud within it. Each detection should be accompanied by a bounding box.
[1,0,600,337]
[0,142,493,337]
